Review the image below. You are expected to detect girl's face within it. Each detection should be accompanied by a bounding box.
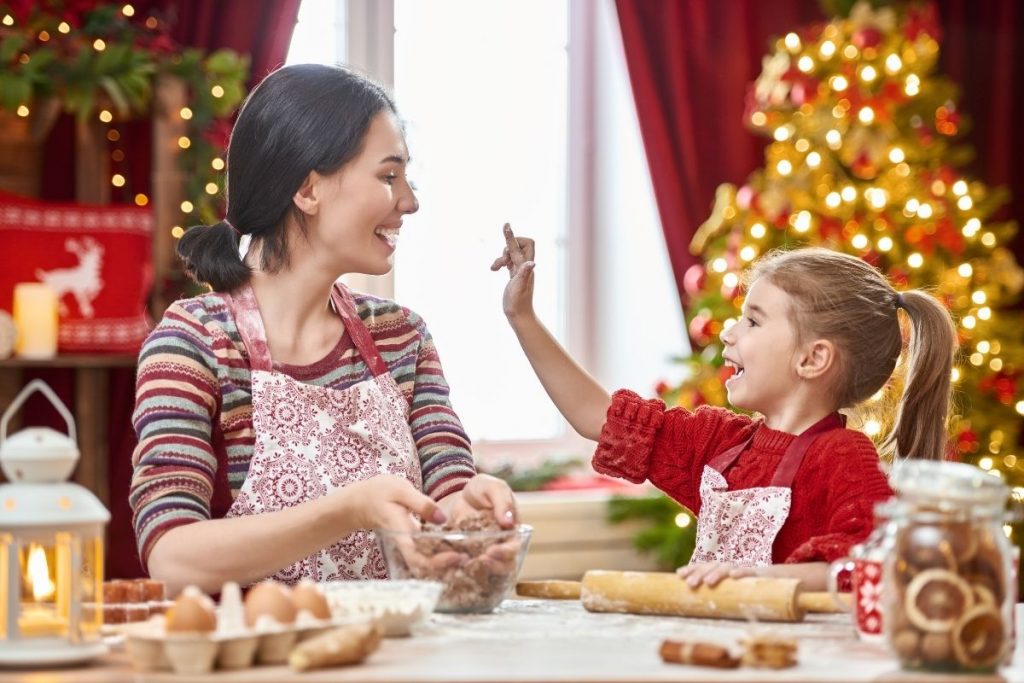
[718,279,805,417]
[304,111,419,275]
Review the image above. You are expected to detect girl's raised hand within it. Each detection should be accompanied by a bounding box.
[490,223,536,321]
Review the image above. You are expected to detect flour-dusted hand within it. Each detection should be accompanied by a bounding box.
[676,561,760,588]
[339,474,447,533]
[490,223,536,321]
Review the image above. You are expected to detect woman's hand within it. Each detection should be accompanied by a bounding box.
[676,561,761,588]
[490,223,536,322]
[441,473,518,529]
[338,474,447,533]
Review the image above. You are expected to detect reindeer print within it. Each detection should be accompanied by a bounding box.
[35,238,104,318]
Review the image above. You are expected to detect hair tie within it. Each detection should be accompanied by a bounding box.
[895,292,905,309]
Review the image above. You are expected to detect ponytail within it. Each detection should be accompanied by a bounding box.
[878,290,958,461]
[176,220,251,292]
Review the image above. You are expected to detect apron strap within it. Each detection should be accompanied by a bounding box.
[331,283,390,377]
[705,412,846,487]
[229,284,273,372]
[229,282,388,377]
[770,412,845,487]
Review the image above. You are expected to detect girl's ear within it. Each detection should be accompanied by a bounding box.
[797,339,836,380]
[292,172,321,215]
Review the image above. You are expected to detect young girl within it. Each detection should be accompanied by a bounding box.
[493,225,956,591]
[129,64,516,596]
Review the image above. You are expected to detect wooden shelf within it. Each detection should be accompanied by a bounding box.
[0,354,137,369]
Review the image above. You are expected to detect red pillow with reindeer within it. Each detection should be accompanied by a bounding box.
[0,191,153,354]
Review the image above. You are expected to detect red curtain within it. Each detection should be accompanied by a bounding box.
[30,0,300,579]
[615,0,1024,307]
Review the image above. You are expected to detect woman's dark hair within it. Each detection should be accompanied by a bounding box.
[176,64,397,291]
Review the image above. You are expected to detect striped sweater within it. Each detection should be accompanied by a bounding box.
[130,288,477,568]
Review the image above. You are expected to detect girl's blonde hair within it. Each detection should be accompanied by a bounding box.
[747,247,957,460]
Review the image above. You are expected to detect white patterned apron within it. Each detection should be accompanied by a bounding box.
[689,413,844,566]
[225,282,422,583]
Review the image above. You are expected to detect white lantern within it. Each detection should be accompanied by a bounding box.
[0,380,109,666]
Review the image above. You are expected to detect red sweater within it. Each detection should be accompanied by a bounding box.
[592,390,893,564]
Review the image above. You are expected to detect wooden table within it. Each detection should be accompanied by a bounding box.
[0,354,136,507]
[3,600,1020,683]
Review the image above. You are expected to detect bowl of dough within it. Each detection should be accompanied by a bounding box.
[376,514,533,614]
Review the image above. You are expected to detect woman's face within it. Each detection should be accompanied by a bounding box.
[305,111,419,275]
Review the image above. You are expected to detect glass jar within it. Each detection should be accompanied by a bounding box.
[885,460,1013,674]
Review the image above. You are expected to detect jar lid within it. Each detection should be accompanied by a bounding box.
[889,460,1008,508]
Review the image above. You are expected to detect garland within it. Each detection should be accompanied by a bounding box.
[0,1,248,227]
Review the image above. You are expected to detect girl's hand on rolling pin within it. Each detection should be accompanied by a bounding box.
[490,224,536,322]
[676,561,760,588]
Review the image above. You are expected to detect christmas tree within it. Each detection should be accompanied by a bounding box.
[618,1,1023,569]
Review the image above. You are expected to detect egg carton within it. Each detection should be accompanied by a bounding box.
[123,582,368,675]
[322,579,442,637]
[122,613,368,674]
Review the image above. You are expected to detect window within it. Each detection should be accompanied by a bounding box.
[286,0,685,469]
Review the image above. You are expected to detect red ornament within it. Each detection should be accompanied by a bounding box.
[789,77,819,106]
[852,27,883,50]
[683,264,707,298]
[688,313,715,347]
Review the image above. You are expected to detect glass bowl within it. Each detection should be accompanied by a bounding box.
[377,524,533,613]
[320,579,442,637]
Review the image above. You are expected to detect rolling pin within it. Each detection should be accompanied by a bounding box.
[579,571,849,622]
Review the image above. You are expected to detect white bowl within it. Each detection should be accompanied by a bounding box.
[321,580,442,637]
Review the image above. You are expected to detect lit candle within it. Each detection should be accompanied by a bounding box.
[18,545,67,637]
[13,283,58,358]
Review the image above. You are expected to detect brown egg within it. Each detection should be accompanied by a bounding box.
[244,581,297,627]
[290,580,330,619]
[166,587,217,632]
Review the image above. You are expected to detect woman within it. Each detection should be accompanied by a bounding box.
[130,64,516,596]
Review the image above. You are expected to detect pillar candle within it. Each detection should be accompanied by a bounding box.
[13,283,59,358]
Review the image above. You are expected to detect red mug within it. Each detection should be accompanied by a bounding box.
[828,549,884,642]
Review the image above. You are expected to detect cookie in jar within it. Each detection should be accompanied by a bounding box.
[886,460,1014,673]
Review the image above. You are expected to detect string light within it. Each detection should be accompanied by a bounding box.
[784,32,802,51]
[851,234,869,249]
[979,457,993,470]
[111,174,126,187]
[38,30,50,42]
[98,109,113,123]
[831,75,849,92]
[972,291,987,305]
[958,263,973,277]
[751,112,767,126]
[843,44,859,59]
[917,203,933,219]
[907,253,924,268]
[864,420,882,436]
[990,358,1003,371]
[57,21,70,33]
[171,226,185,239]
[134,193,148,206]
[885,54,902,73]
[211,158,226,171]
[723,272,740,289]
[1016,401,1024,416]
[963,315,977,330]
[740,246,757,261]
[957,195,973,211]
[16,105,30,117]
[797,56,815,73]
[750,223,767,239]
[777,160,793,176]
[793,211,812,232]
[180,201,194,213]
[819,40,837,58]
[122,4,135,16]
[952,180,968,195]
[178,136,191,149]
[180,107,193,120]
[773,127,791,142]
[905,74,920,96]
[978,306,992,320]
[963,218,981,237]
[711,258,728,273]
[826,192,841,208]
[889,147,905,163]
[806,151,822,168]
[858,107,875,124]
[211,85,225,98]
[93,39,106,51]
[860,65,878,82]
[841,186,857,202]
[674,513,692,528]
[825,129,842,149]
[981,232,997,247]
[952,367,961,382]
[205,182,219,195]
[2,14,13,26]
[795,138,810,152]
[878,236,894,251]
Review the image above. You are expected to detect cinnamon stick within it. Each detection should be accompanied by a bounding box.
[659,640,740,668]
